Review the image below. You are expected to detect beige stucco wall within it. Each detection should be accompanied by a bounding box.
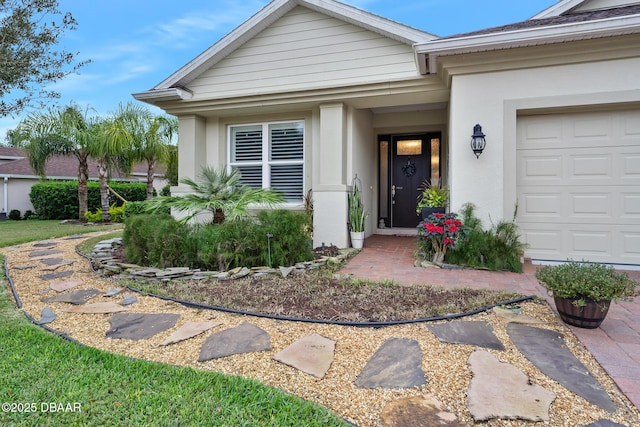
[447,56,640,228]
[1,178,36,215]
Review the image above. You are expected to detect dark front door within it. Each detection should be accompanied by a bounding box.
[391,135,430,227]
[378,133,442,228]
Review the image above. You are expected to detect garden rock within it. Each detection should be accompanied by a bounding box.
[198,322,271,362]
[273,333,336,378]
[33,241,57,248]
[585,421,628,427]
[507,323,615,412]
[159,321,221,346]
[380,396,462,427]
[105,288,124,297]
[121,295,138,306]
[29,249,63,257]
[279,266,294,278]
[467,350,555,421]
[37,307,56,325]
[427,320,504,350]
[106,313,180,340]
[492,306,545,324]
[355,338,426,389]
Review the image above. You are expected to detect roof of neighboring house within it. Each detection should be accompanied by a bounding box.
[0,147,164,179]
[133,0,437,103]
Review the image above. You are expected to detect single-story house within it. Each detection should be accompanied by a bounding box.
[133,0,640,266]
[0,147,168,215]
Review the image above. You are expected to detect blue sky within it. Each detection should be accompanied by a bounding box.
[1,0,559,141]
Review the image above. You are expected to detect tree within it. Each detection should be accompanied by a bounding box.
[112,103,177,200]
[0,0,88,117]
[12,104,95,219]
[145,165,284,224]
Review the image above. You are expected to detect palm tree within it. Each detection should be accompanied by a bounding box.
[145,165,284,224]
[12,105,95,219]
[112,102,177,200]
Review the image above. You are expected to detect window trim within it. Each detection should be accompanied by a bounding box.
[227,120,305,204]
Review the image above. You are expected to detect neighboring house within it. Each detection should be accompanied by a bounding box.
[0,147,167,215]
[133,0,640,266]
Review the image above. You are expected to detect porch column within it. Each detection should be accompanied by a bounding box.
[313,103,349,248]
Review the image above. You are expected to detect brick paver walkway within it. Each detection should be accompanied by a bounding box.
[340,234,640,409]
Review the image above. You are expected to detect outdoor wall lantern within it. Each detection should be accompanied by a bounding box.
[470,124,486,158]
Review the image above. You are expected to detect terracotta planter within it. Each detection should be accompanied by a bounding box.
[421,207,446,220]
[553,296,611,329]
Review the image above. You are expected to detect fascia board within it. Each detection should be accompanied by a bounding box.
[532,0,584,19]
[416,14,640,74]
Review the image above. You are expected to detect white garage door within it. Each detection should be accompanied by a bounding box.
[517,108,640,265]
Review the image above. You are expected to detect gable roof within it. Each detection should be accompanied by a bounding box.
[415,1,640,74]
[133,0,435,103]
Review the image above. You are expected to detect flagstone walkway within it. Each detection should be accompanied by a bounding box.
[2,232,639,427]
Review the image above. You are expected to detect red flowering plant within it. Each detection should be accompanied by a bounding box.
[416,212,463,264]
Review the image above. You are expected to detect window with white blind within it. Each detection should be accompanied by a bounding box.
[229,121,304,202]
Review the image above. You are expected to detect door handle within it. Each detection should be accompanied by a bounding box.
[395,186,403,190]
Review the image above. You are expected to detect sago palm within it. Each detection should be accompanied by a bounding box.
[146,165,284,224]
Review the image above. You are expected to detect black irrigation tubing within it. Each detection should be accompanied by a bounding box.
[76,240,536,328]
[3,254,85,347]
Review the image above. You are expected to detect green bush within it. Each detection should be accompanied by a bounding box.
[160,184,171,197]
[8,209,21,220]
[30,181,148,220]
[445,203,527,272]
[123,201,147,218]
[122,210,313,270]
[23,210,36,220]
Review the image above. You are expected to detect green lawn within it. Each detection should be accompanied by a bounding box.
[0,221,348,427]
[0,220,123,247]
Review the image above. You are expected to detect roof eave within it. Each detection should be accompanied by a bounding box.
[415,14,640,74]
[132,87,193,104]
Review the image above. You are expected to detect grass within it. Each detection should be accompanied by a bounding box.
[0,222,349,427]
[0,220,123,247]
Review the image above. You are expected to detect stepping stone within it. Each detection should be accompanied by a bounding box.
[492,306,545,324]
[507,323,616,412]
[355,337,426,389]
[105,288,124,297]
[40,258,68,265]
[427,321,504,350]
[198,322,271,362]
[64,302,128,314]
[468,350,555,421]
[64,235,87,240]
[585,421,628,427]
[121,295,138,306]
[33,241,57,248]
[44,289,101,305]
[273,333,336,378]
[37,307,56,325]
[29,249,63,257]
[13,264,37,270]
[38,270,74,281]
[41,261,75,271]
[106,313,180,340]
[50,279,83,292]
[159,321,221,346]
[381,395,462,427]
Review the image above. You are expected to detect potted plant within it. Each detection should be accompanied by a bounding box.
[535,261,640,328]
[348,183,367,249]
[416,178,449,220]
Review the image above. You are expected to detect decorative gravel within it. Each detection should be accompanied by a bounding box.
[2,235,639,427]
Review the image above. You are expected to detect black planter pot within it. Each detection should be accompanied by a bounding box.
[553,296,611,329]
[421,207,446,220]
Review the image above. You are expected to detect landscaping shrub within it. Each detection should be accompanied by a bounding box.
[160,184,171,196]
[30,181,148,220]
[8,209,21,220]
[445,203,527,272]
[23,210,36,220]
[123,201,147,218]
[122,209,312,270]
[123,214,192,268]
[84,204,125,223]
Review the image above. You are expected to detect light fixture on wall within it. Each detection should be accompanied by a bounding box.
[470,124,486,158]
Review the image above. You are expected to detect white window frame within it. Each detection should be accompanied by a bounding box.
[227,120,305,204]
